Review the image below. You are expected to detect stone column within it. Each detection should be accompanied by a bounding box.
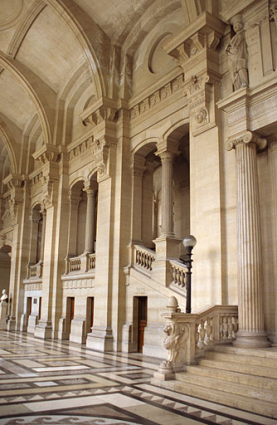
[226,131,270,348]
[159,151,175,238]
[28,210,40,265]
[67,192,81,257]
[83,185,97,253]
[39,208,46,262]
[131,154,146,244]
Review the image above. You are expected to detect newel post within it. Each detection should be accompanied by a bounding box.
[152,296,197,383]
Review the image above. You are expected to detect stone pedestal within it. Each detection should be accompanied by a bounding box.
[34,320,53,339]
[86,326,114,351]
[0,302,8,330]
[69,318,86,344]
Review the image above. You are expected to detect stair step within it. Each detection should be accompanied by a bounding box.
[214,344,277,359]
[186,364,277,390]
[205,350,277,368]
[175,372,277,403]
[152,378,277,418]
[199,358,277,379]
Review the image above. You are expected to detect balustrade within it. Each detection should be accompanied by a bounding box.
[134,245,156,272]
[65,253,96,274]
[170,260,188,288]
[153,297,238,381]
[27,261,43,279]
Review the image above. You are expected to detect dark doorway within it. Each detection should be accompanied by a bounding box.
[67,297,75,333]
[137,296,147,353]
[86,297,94,335]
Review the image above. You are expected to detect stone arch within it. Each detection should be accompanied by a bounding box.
[45,0,107,99]
[0,118,18,174]
[0,52,52,145]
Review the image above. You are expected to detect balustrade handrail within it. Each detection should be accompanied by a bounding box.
[153,298,238,381]
[65,253,96,274]
[133,244,156,272]
[169,260,188,288]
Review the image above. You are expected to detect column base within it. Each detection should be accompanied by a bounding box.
[0,304,8,330]
[86,326,113,352]
[69,318,86,344]
[233,331,271,348]
[34,320,53,339]
[7,315,16,331]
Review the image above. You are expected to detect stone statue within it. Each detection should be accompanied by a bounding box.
[160,321,189,368]
[0,289,8,303]
[226,15,249,91]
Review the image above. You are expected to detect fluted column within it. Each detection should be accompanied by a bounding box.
[83,185,97,254]
[226,131,270,348]
[159,151,175,237]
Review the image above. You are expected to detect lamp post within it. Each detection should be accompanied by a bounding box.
[180,235,197,314]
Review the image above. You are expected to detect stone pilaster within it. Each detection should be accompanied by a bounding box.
[226,131,270,348]
[3,174,26,331]
[268,139,277,343]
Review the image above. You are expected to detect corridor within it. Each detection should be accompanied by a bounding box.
[0,331,274,425]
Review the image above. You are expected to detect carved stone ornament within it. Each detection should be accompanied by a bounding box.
[92,137,115,179]
[160,320,189,370]
[225,15,249,92]
[195,107,208,125]
[32,144,60,165]
[41,176,54,209]
[225,131,267,151]
[82,106,117,127]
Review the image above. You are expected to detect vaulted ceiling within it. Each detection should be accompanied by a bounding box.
[0,0,251,192]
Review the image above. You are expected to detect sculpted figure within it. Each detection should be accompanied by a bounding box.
[161,321,189,368]
[226,16,249,91]
[0,290,8,303]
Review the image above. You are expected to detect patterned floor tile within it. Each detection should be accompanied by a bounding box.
[0,332,275,425]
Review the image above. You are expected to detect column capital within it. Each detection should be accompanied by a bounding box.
[156,139,179,159]
[83,180,97,194]
[131,154,146,177]
[226,131,267,152]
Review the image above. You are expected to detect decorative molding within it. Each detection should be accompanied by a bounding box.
[80,98,118,127]
[32,144,60,164]
[68,136,93,161]
[130,74,184,121]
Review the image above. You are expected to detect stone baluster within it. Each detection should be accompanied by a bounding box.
[226,131,270,348]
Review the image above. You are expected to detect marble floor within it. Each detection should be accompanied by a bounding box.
[0,331,275,425]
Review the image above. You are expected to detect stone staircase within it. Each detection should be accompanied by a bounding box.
[160,345,277,418]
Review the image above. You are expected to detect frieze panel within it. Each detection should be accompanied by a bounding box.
[67,137,93,162]
[130,74,184,121]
